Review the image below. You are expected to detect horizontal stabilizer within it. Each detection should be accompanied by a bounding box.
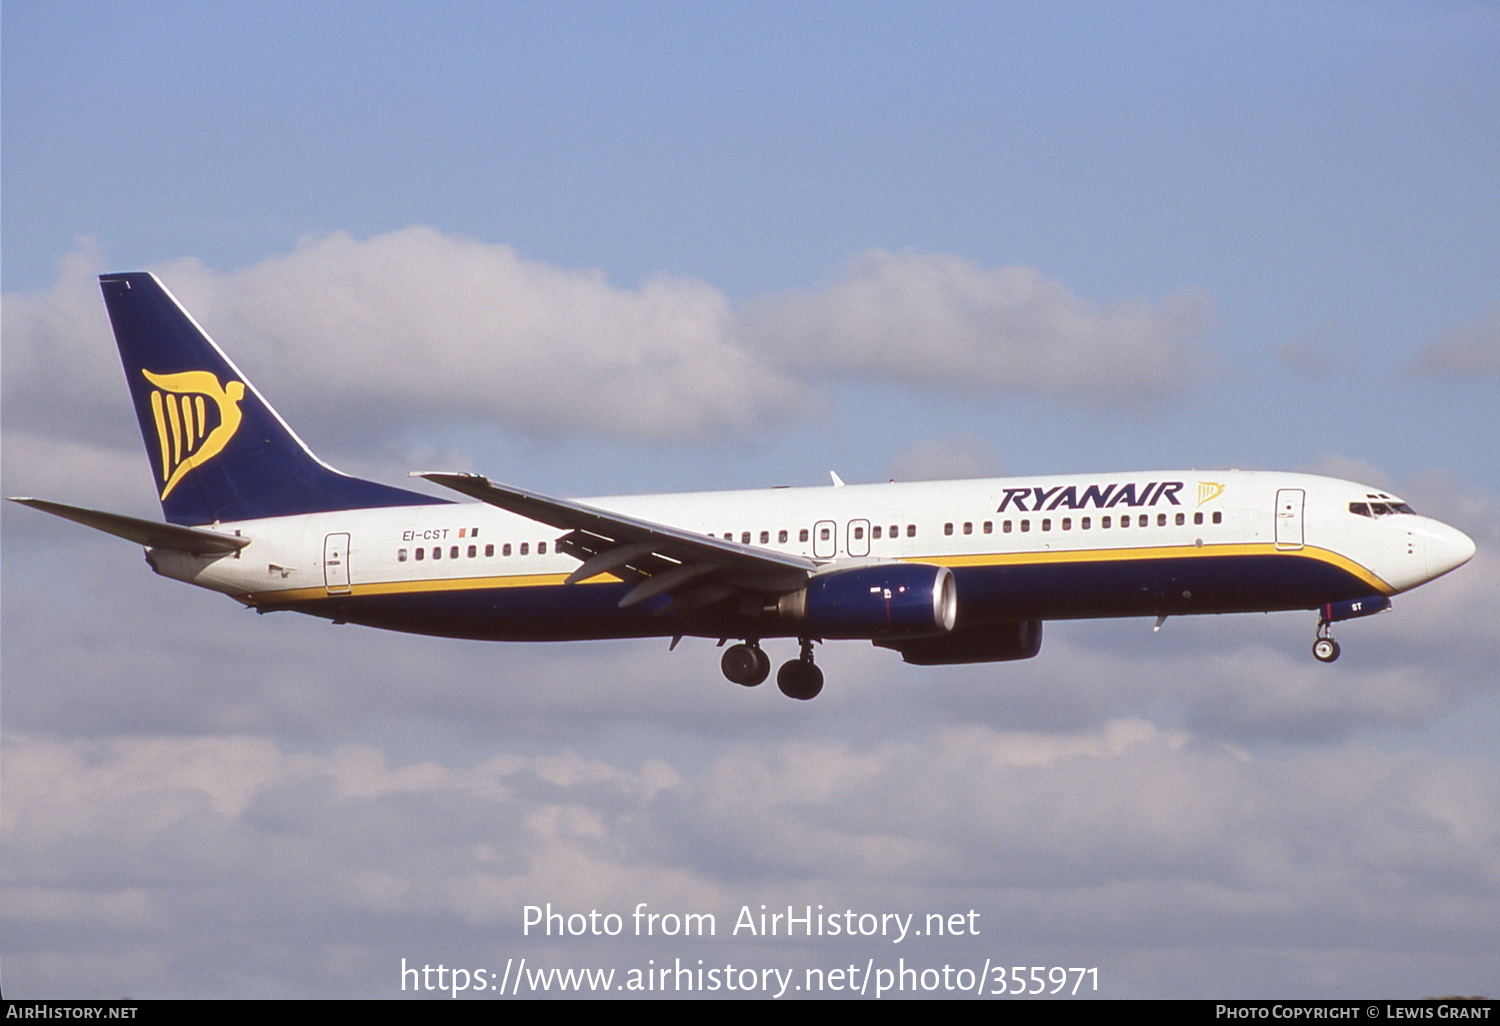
[8,497,250,554]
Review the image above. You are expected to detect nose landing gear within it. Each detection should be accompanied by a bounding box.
[1312,620,1341,663]
[1310,595,1393,662]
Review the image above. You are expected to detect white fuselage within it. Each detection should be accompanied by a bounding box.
[149,470,1475,644]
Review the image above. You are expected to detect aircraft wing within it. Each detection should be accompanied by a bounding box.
[8,497,250,554]
[413,472,815,608]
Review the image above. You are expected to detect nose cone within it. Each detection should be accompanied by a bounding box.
[1424,518,1477,580]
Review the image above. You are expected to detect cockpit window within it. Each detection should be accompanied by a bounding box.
[1350,501,1415,518]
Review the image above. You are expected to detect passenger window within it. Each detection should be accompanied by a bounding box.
[1175,513,1185,526]
[1003,520,1013,533]
[1062,518,1071,531]
[1081,517,1091,530]
[485,544,495,557]
[760,531,770,544]
[873,526,883,539]
[450,546,459,559]
[854,525,865,539]
[398,548,408,562]
[468,545,477,558]
[1041,518,1051,531]
[741,532,751,544]
[983,521,992,534]
[1102,516,1112,529]
[962,522,972,535]
[944,523,954,536]
[800,529,810,542]
[907,525,916,538]
[1212,511,1223,524]
[778,530,788,543]
[539,542,547,555]
[503,543,512,556]
[1020,520,1031,533]
[520,543,529,555]
[820,527,831,541]
[414,548,424,561]
[1157,513,1167,527]
[890,525,898,538]
[1194,512,1204,526]
[1121,516,1131,528]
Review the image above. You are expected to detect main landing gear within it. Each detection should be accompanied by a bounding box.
[1312,619,1341,663]
[720,642,771,687]
[720,638,823,700]
[776,639,824,701]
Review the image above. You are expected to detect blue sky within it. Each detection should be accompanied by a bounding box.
[3,0,1498,999]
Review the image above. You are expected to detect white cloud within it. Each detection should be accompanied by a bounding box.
[220,229,809,439]
[2,237,1217,467]
[0,244,125,444]
[4,725,1496,997]
[1412,303,1500,377]
[1,432,159,516]
[740,249,1214,401]
[3,230,809,447]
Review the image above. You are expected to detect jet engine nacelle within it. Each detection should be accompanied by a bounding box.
[776,563,957,640]
[878,620,1044,665]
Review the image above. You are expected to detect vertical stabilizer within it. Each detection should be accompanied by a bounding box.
[100,272,435,525]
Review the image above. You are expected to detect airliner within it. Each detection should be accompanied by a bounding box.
[10,273,1477,699]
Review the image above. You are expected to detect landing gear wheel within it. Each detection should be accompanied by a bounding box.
[1313,637,1341,663]
[721,643,771,686]
[776,659,824,700]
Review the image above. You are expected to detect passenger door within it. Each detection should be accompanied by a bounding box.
[1275,490,1304,550]
[324,532,352,593]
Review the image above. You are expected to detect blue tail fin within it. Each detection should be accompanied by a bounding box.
[100,272,436,525]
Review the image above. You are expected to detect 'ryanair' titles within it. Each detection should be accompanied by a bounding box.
[996,480,1223,514]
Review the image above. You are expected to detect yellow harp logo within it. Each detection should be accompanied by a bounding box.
[1196,481,1226,508]
[142,369,246,499]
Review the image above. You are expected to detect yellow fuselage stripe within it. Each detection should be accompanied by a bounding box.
[927,541,1391,593]
[242,542,1392,604]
